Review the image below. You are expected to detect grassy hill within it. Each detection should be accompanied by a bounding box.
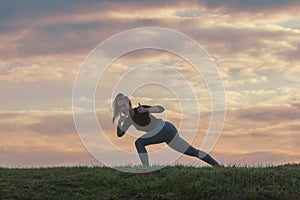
[0,163,299,199]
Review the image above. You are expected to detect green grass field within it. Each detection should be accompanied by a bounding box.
[1,163,299,200]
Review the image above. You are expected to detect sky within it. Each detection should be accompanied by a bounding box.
[0,0,300,168]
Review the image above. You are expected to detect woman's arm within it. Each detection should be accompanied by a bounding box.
[148,105,165,113]
[117,126,125,137]
[137,103,165,113]
[117,115,130,137]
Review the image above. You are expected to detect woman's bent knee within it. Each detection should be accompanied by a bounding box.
[135,138,144,148]
[135,138,147,153]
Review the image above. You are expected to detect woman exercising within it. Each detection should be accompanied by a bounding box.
[112,93,220,167]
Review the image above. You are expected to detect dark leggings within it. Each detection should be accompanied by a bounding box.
[135,121,210,166]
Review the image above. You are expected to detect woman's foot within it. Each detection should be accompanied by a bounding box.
[201,154,221,167]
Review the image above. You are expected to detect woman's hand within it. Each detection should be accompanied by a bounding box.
[118,114,127,126]
[137,103,149,113]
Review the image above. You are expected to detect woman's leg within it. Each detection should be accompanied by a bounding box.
[167,133,220,166]
[135,121,220,167]
[135,132,166,166]
[167,133,200,157]
[135,137,150,166]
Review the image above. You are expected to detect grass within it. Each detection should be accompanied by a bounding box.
[0,163,299,200]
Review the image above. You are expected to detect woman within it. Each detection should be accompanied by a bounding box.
[112,93,220,167]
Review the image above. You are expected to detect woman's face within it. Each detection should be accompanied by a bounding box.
[117,99,130,116]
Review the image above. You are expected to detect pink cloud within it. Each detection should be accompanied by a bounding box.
[0,103,299,167]
[1,0,300,168]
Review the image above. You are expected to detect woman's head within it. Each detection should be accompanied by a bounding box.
[112,93,132,122]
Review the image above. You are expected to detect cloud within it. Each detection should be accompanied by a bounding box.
[0,54,81,110]
[0,148,100,168]
[0,22,296,112]
[1,0,299,63]
[200,0,300,14]
[0,64,74,82]
[279,42,300,62]
[0,0,103,22]
[0,1,178,30]
[0,111,89,167]
[0,80,73,111]
[291,102,300,109]
[221,105,300,133]
[1,103,300,167]
[1,0,300,168]
[1,0,299,25]
[26,114,77,135]
[236,106,300,123]
[189,25,300,60]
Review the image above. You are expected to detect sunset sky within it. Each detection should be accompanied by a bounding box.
[1,0,300,168]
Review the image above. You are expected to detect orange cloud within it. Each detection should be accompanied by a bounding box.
[1,0,299,167]
[1,102,299,167]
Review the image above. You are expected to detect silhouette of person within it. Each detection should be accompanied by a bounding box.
[112,93,220,167]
